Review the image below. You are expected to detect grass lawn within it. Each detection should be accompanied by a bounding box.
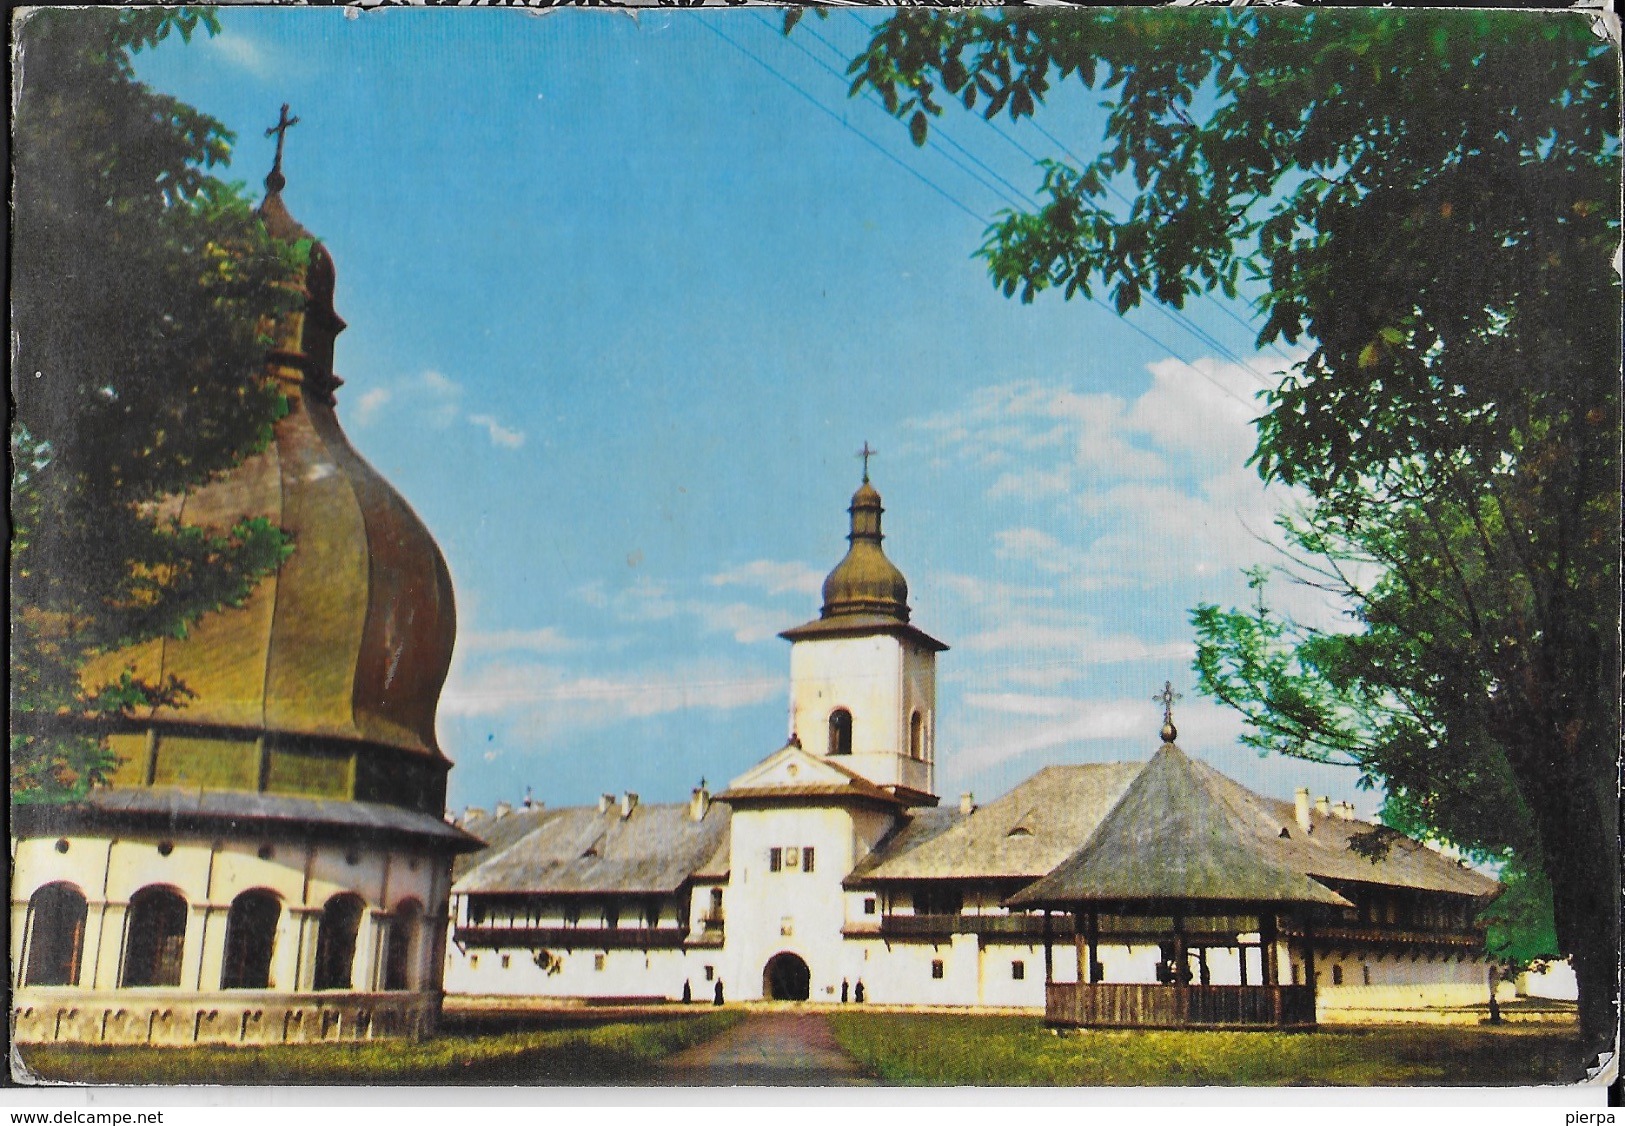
[18,1011,740,1086]
[829,1013,1594,1086]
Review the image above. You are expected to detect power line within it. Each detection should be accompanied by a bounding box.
[714,17,1256,411]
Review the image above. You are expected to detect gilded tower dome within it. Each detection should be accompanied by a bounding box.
[820,477,910,621]
[78,151,458,816]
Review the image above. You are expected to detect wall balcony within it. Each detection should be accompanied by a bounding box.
[875,914,1077,943]
[453,925,687,951]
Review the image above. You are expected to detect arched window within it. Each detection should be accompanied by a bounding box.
[313,893,365,991]
[383,899,423,992]
[909,711,925,761]
[25,883,87,987]
[828,708,853,756]
[122,886,187,987]
[220,890,281,990]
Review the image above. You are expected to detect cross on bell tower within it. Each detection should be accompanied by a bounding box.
[857,441,878,483]
[264,103,300,193]
[1154,680,1182,744]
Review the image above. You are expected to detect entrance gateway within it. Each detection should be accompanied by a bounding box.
[763,952,811,1001]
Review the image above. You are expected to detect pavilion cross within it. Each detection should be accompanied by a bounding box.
[857,441,878,482]
[264,103,300,188]
[1153,680,1181,727]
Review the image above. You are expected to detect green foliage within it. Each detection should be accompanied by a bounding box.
[836,7,1620,1046]
[18,1013,741,1085]
[10,8,301,802]
[830,1013,1590,1086]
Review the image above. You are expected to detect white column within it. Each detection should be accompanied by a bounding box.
[93,902,130,988]
[269,903,302,993]
[11,901,33,988]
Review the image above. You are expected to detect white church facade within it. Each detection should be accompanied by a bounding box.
[445,477,1501,1023]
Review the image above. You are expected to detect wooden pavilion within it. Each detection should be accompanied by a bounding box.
[1008,735,1348,1030]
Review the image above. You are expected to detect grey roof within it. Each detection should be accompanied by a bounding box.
[453,800,731,896]
[15,786,483,852]
[1010,744,1498,909]
[1186,758,1501,898]
[853,764,1143,883]
[452,806,553,878]
[846,805,967,884]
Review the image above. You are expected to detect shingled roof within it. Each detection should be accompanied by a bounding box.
[453,800,730,896]
[1009,744,1498,909]
[851,763,1142,883]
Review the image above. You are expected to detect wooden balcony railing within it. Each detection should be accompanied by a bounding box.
[1045,982,1317,1030]
[454,925,687,950]
[878,914,1078,942]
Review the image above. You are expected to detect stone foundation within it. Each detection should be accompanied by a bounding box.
[12,988,439,1045]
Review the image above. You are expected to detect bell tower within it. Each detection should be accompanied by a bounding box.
[780,462,946,805]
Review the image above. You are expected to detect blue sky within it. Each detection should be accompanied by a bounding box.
[136,7,1369,816]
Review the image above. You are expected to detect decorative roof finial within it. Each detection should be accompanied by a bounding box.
[264,103,300,194]
[1154,680,1181,744]
[857,440,877,484]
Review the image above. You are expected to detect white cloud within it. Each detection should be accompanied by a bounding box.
[580,576,793,645]
[708,560,823,597]
[944,694,1250,783]
[346,369,524,450]
[209,32,274,78]
[439,658,779,729]
[459,626,576,654]
[468,413,526,449]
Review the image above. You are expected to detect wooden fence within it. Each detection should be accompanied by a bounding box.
[1045,982,1317,1030]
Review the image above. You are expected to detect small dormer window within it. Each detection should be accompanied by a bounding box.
[829,708,853,756]
[1007,826,1032,838]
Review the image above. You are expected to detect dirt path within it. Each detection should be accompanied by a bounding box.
[656,1010,876,1086]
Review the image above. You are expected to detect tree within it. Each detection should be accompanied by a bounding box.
[832,7,1619,1047]
[11,9,301,802]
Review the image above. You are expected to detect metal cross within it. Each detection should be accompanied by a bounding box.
[1153,680,1182,727]
[264,104,300,188]
[857,441,877,482]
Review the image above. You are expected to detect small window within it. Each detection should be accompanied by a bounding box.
[829,708,853,756]
[802,847,815,873]
[1006,827,1032,838]
[780,917,793,937]
[1331,964,1343,985]
[930,960,944,980]
[501,954,511,969]
[785,846,800,871]
[704,964,715,981]
[769,847,783,873]
[909,711,925,760]
[863,897,876,916]
[1012,960,1025,981]
[470,955,479,969]
[593,953,606,971]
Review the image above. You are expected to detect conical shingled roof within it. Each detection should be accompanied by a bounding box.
[1009,743,1350,909]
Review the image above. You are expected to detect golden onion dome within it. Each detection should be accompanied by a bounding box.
[78,162,457,816]
[820,476,910,621]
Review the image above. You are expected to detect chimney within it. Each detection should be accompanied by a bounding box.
[494,800,512,819]
[598,793,614,814]
[620,792,639,819]
[1315,795,1331,817]
[522,787,536,810]
[959,792,976,816]
[464,806,487,824]
[1335,801,1356,821]
[1294,788,1312,834]
[689,784,711,822]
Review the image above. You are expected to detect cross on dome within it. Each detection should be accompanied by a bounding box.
[264,103,301,193]
[857,441,877,483]
[1154,680,1182,743]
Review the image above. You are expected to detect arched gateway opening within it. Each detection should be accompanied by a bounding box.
[763,952,811,1001]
